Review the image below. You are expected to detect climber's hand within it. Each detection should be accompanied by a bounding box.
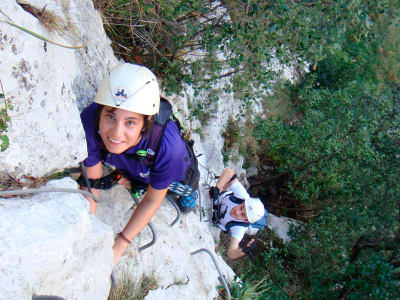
[117,176,131,190]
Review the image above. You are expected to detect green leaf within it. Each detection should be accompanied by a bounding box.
[0,135,9,152]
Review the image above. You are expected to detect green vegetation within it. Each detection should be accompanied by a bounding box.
[247,3,400,298]
[95,0,400,298]
[222,117,240,164]
[0,79,11,152]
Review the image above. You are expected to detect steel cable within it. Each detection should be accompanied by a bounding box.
[0,188,100,203]
[191,248,231,300]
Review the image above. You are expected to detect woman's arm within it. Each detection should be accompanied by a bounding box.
[79,161,103,214]
[112,185,168,264]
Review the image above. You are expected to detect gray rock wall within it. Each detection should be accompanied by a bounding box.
[97,185,235,300]
[0,0,118,178]
[0,178,114,300]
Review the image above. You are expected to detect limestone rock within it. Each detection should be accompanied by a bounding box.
[267,213,299,242]
[0,0,118,178]
[0,177,114,300]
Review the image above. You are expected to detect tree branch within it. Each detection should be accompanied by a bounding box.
[251,151,339,187]
[205,67,245,82]
[350,236,400,263]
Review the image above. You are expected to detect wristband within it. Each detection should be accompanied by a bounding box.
[117,232,131,244]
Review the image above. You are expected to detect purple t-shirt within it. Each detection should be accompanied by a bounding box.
[80,103,190,190]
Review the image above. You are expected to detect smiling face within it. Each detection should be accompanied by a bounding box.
[99,106,145,154]
[230,203,248,221]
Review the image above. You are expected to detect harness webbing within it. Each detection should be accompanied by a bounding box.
[76,171,121,190]
[77,170,195,197]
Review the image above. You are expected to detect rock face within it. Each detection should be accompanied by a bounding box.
[0,1,298,299]
[0,177,114,300]
[267,213,298,242]
[97,185,235,300]
[0,0,118,178]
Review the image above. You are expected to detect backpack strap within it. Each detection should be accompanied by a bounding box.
[135,120,172,167]
[126,97,174,167]
[229,194,245,205]
[225,220,250,232]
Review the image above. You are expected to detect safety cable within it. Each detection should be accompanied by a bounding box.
[0,188,100,203]
[197,161,217,223]
[197,161,218,188]
[191,248,231,300]
[32,296,65,300]
[165,194,181,227]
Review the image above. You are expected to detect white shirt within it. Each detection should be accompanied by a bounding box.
[215,181,258,241]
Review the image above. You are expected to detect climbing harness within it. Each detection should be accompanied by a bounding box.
[78,167,199,214]
[76,169,121,191]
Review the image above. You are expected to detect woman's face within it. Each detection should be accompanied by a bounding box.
[99,106,145,154]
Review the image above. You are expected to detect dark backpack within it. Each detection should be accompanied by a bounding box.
[132,97,200,190]
[217,193,268,233]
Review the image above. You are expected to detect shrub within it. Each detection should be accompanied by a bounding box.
[248,5,400,297]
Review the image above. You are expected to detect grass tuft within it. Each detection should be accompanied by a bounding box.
[16,1,65,34]
[108,274,158,300]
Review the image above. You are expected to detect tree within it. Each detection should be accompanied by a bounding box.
[250,4,400,297]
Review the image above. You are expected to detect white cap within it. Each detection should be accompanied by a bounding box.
[94,63,160,115]
[245,197,265,223]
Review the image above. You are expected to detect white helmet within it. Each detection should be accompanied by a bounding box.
[94,63,160,115]
[245,197,265,223]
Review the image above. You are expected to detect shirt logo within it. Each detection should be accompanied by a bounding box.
[140,170,150,178]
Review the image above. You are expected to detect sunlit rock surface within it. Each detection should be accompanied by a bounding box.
[0,0,118,178]
[0,178,114,300]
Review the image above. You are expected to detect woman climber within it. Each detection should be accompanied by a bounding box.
[79,63,199,264]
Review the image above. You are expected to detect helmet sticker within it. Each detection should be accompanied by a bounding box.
[110,78,156,107]
[112,86,130,106]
